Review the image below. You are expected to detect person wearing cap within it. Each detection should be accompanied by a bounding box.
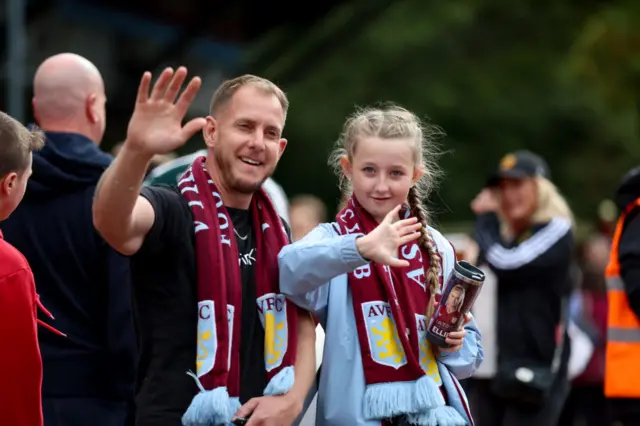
[469,150,575,426]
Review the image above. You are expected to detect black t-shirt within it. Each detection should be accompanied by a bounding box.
[132,185,285,426]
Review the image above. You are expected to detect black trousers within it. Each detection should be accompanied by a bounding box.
[558,384,611,426]
[468,377,570,426]
[609,397,640,426]
[43,397,134,426]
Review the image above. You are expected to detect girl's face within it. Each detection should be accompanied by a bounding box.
[342,136,422,223]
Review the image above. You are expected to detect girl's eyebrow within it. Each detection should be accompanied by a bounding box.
[359,160,411,169]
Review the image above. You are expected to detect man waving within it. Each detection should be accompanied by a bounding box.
[93,68,316,426]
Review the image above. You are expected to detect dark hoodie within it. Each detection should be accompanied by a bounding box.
[0,132,136,400]
[614,166,640,319]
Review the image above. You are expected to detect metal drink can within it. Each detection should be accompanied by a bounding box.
[426,260,485,348]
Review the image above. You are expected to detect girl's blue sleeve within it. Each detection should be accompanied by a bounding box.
[278,223,368,321]
[437,316,484,380]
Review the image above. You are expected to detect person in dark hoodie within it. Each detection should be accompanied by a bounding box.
[0,53,136,426]
[603,166,640,425]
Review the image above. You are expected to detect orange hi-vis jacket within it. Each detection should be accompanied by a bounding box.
[605,199,640,398]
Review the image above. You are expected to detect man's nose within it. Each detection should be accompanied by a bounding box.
[247,131,266,150]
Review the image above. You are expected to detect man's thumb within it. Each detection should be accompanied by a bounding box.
[180,117,207,142]
[234,397,260,418]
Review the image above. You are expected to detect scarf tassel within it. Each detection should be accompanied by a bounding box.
[264,365,295,396]
[363,375,442,420]
[182,371,241,426]
[364,375,468,425]
[406,406,467,426]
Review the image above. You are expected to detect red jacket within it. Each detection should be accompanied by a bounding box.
[0,229,43,426]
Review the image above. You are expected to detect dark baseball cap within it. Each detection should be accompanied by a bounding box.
[487,150,550,187]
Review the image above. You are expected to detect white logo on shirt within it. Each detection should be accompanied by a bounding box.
[239,248,256,266]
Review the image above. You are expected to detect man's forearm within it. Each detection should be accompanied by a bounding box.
[93,144,153,243]
[288,311,317,406]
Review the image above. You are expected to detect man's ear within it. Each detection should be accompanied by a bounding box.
[277,138,287,158]
[0,172,17,196]
[86,93,98,123]
[340,155,352,181]
[203,116,217,149]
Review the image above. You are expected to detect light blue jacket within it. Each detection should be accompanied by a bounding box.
[278,223,483,426]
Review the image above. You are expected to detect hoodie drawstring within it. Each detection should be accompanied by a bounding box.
[36,294,66,337]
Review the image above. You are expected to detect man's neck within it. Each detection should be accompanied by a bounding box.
[38,122,97,144]
[205,156,252,210]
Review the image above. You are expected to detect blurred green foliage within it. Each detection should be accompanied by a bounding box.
[246,0,640,229]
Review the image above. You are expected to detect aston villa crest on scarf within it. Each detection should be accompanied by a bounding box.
[415,313,441,384]
[361,301,407,369]
[196,300,217,377]
[257,293,288,371]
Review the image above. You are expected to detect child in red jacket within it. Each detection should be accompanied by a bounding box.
[0,111,50,426]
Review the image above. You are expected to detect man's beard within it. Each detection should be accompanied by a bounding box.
[214,153,272,195]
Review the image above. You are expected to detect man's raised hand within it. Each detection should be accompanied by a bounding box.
[125,67,206,156]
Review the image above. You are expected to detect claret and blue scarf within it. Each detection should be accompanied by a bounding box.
[178,157,300,425]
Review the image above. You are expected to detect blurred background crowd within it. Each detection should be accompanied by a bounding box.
[2,0,640,425]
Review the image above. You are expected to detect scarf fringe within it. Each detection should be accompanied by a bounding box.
[414,375,446,408]
[405,405,467,426]
[264,365,295,396]
[182,371,240,426]
[364,375,444,420]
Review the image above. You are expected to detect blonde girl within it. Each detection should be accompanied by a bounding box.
[279,105,483,426]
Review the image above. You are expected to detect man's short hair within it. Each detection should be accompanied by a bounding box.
[209,75,289,120]
[0,111,45,177]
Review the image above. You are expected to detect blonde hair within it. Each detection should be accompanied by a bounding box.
[328,104,445,320]
[0,112,45,177]
[500,176,575,239]
[209,74,289,120]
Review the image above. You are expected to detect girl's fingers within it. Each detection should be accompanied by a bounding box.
[393,217,418,229]
[399,232,421,246]
[399,223,422,235]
